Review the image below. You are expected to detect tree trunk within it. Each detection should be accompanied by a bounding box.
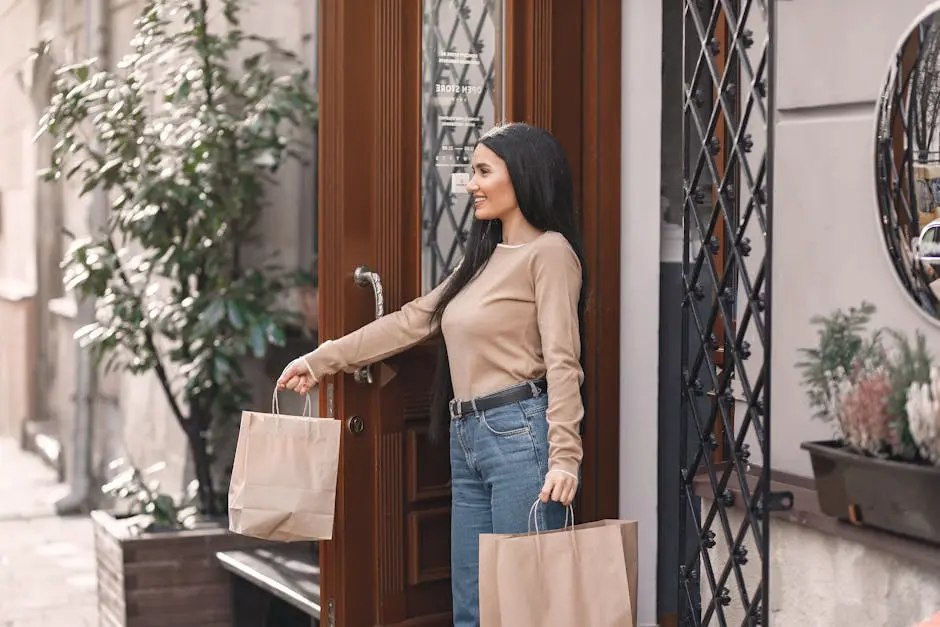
[184,418,218,517]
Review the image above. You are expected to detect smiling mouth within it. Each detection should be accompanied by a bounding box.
[473,196,486,205]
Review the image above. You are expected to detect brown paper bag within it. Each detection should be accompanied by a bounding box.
[479,501,638,627]
[228,390,341,542]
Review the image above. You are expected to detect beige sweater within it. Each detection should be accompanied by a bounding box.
[303,230,584,477]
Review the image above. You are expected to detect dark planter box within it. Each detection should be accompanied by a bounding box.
[801,439,940,546]
[92,510,273,626]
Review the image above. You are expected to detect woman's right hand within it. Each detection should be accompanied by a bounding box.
[276,357,318,396]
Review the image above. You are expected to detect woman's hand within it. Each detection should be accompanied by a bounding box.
[276,357,318,396]
[539,470,578,506]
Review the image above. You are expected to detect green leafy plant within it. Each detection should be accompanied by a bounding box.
[795,301,884,423]
[101,458,187,532]
[37,0,317,518]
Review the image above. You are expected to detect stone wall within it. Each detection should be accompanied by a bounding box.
[700,497,940,626]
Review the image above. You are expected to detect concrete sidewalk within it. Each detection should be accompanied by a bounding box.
[0,437,98,626]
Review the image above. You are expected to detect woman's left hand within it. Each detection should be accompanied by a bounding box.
[539,470,578,506]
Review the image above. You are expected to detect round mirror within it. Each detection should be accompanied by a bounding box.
[876,8,940,321]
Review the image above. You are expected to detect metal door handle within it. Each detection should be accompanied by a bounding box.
[353,265,384,384]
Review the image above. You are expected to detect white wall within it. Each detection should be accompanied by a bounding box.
[700,496,940,626]
[620,1,662,625]
[0,0,39,288]
[0,0,41,440]
[772,0,940,477]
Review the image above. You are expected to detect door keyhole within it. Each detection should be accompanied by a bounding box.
[346,416,365,435]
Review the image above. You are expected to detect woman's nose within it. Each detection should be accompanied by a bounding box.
[465,179,478,193]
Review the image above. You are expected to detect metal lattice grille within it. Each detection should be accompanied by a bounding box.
[679,1,788,625]
[420,0,502,292]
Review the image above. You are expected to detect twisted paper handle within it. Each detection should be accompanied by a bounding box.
[271,356,317,416]
[527,498,576,535]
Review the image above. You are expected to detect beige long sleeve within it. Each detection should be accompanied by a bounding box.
[531,239,585,476]
[302,231,585,476]
[301,273,452,380]
[440,232,585,476]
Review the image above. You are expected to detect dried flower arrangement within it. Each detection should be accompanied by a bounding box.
[796,302,940,464]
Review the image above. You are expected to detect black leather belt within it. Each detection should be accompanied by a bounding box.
[448,379,546,420]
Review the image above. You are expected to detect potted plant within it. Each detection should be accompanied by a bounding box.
[797,302,940,545]
[36,0,317,623]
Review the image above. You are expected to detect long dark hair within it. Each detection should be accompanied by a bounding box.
[428,122,588,440]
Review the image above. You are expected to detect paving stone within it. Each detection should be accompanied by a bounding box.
[0,438,97,625]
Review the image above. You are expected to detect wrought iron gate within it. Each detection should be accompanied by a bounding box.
[679,1,790,625]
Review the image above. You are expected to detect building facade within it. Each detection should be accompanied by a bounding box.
[0,0,939,625]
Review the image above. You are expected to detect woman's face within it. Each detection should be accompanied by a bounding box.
[466,144,518,221]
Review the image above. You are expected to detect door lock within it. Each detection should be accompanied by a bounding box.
[346,415,365,435]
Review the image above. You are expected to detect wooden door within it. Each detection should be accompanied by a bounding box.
[317,2,621,625]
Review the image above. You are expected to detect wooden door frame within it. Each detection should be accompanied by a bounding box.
[317,1,622,624]
[318,2,423,626]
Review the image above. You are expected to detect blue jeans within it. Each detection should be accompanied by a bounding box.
[449,388,571,627]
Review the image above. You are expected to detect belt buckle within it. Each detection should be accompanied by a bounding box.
[448,398,461,420]
[529,380,544,397]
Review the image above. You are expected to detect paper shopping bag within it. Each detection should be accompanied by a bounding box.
[479,502,638,627]
[228,391,341,542]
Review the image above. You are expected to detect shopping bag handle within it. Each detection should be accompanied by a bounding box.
[527,498,575,535]
[271,389,313,417]
[271,356,317,416]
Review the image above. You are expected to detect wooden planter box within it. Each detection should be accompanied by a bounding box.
[801,440,940,546]
[92,510,273,626]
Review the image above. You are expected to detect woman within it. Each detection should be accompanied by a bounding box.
[277,122,586,626]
